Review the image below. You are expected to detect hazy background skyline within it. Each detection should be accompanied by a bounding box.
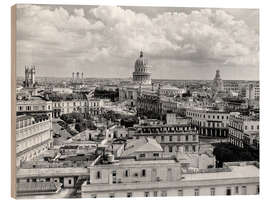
[16,4,259,80]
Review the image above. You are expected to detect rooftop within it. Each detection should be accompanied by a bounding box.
[183,162,259,181]
[121,138,163,157]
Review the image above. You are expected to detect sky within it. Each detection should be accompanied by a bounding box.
[16,4,259,80]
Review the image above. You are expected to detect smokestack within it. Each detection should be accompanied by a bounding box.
[81,72,84,83]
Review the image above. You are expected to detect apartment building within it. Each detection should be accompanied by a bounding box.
[228,114,259,149]
[186,108,230,137]
[16,115,53,167]
[133,124,199,155]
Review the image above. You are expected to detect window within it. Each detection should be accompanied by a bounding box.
[192,146,196,152]
[251,125,254,130]
[96,171,101,179]
[161,191,167,196]
[194,188,199,196]
[185,135,189,141]
[153,153,159,157]
[68,179,72,184]
[177,136,180,141]
[213,115,215,119]
[185,145,189,152]
[257,125,259,130]
[169,146,173,152]
[109,193,115,198]
[217,116,219,119]
[210,188,215,196]
[124,169,129,177]
[127,192,132,197]
[226,188,231,195]
[169,136,173,141]
[242,186,247,195]
[139,153,146,158]
[144,192,150,197]
[161,136,164,142]
[112,170,116,176]
[178,189,183,196]
[193,135,196,141]
[256,185,259,194]
[142,169,146,177]
[245,126,248,130]
[153,191,158,197]
[235,186,239,194]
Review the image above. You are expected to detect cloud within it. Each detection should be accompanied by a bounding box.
[16,5,259,79]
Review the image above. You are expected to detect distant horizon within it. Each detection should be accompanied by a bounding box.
[16,4,259,80]
[16,75,259,82]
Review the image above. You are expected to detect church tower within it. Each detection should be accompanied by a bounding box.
[213,69,224,92]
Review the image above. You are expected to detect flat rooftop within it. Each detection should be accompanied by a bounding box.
[183,164,259,181]
[17,167,89,178]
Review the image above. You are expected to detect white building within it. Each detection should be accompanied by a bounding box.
[16,115,53,167]
[186,107,230,137]
[81,159,259,198]
[228,114,259,149]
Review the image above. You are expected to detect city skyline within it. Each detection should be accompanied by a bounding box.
[16,4,259,80]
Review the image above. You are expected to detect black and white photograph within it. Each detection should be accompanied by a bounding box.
[12,3,259,199]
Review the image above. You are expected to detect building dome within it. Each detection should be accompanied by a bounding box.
[133,51,152,85]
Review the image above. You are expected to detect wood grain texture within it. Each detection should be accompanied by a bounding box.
[11,4,16,199]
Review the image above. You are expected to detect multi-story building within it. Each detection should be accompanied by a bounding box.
[243,82,260,101]
[186,108,230,137]
[16,96,53,119]
[87,97,104,116]
[228,114,259,149]
[81,157,259,198]
[52,99,88,118]
[137,86,182,120]
[133,124,199,155]
[223,81,240,93]
[16,115,53,167]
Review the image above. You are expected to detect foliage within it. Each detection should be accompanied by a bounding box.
[213,143,259,167]
[60,113,97,133]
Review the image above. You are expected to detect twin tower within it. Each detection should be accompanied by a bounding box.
[24,65,36,88]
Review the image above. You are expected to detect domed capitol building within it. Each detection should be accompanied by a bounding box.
[132,51,152,85]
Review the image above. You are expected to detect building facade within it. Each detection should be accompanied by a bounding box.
[133,124,199,155]
[186,108,230,137]
[228,114,259,149]
[81,159,259,198]
[16,97,53,119]
[16,115,53,167]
